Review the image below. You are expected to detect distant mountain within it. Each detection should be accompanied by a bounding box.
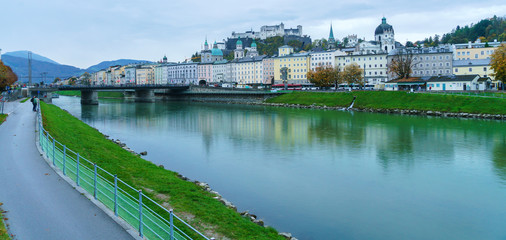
[85,59,151,72]
[4,51,60,65]
[1,51,150,83]
[1,55,83,83]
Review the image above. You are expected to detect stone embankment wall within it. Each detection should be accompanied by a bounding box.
[261,103,506,120]
[158,86,283,103]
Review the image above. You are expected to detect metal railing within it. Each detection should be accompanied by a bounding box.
[36,110,211,240]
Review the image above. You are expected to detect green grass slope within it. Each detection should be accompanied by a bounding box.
[266,91,506,115]
[40,102,283,240]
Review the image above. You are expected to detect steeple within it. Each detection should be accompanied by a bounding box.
[329,23,335,41]
[204,36,209,50]
[328,23,336,49]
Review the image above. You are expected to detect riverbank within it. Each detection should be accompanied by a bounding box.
[0,203,9,240]
[265,91,506,119]
[40,102,286,240]
[58,90,124,98]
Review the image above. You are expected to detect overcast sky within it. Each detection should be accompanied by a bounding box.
[2,0,505,69]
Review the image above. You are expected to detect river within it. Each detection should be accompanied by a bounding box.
[53,96,506,240]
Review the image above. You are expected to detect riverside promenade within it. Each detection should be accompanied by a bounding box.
[0,100,133,240]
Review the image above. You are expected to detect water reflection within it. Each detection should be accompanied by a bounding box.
[56,97,506,240]
[492,136,506,183]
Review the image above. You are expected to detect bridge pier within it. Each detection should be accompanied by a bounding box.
[135,89,155,103]
[81,90,99,105]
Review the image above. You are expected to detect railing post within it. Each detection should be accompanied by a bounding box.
[114,175,118,216]
[170,209,174,240]
[63,145,67,175]
[76,153,80,186]
[138,190,143,238]
[52,137,55,166]
[94,163,97,200]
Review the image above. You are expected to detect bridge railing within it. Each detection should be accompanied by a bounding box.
[36,109,211,240]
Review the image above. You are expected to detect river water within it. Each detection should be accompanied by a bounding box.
[53,96,506,240]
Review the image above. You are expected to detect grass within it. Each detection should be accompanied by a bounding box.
[0,203,9,240]
[0,115,6,125]
[20,97,30,103]
[58,91,125,98]
[266,91,506,115]
[40,102,283,240]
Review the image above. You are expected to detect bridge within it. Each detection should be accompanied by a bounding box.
[28,84,190,105]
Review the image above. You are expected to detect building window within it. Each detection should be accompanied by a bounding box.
[455,69,458,72]
[469,68,472,72]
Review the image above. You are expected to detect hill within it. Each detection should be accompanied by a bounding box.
[421,15,506,46]
[1,51,149,83]
[2,55,82,83]
[4,51,60,65]
[85,59,150,72]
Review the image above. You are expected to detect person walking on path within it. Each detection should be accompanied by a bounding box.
[30,96,37,111]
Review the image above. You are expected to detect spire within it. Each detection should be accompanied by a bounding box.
[204,36,209,50]
[382,17,387,24]
[329,23,335,40]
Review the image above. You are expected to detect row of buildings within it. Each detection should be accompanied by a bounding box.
[88,18,504,90]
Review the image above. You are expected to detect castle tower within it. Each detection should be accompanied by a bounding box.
[374,17,395,53]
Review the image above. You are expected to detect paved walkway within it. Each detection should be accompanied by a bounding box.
[0,101,133,240]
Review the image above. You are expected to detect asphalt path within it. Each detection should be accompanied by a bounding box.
[0,101,134,240]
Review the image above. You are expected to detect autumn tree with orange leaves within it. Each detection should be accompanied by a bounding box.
[490,43,506,89]
[307,66,342,89]
[342,63,364,87]
[388,49,418,79]
[0,61,18,91]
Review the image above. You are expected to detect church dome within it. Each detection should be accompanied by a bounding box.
[375,17,394,35]
[251,40,257,48]
[236,38,243,46]
[211,48,223,56]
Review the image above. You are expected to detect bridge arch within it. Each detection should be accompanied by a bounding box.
[199,80,207,86]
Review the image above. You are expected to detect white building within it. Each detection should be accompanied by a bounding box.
[426,74,492,91]
[310,50,345,71]
[154,64,170,85]
[168,62,198,84]
[336,53,388,85]
[124,66,136,84]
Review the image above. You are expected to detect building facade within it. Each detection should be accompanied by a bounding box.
[453,59,495,80]
[336,53,387,85]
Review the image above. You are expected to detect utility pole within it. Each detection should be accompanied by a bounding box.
[28,51,32,85]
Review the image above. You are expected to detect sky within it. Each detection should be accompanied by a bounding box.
[2,0,506,69]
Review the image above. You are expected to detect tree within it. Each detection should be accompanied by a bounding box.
[342,63,364,87]
[191,52,201,62]
[388,49,417,79]
[307,66,342,88]
[490,43,506,88]
[81,72,91,85]
[0,61,18,91]
[53,77,61,83]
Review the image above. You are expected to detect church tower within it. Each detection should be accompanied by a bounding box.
[247,39,259,57]
[328,23,336,49]
[234,37,244,59]
[374,17,395,53]
[201,37,212,63]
